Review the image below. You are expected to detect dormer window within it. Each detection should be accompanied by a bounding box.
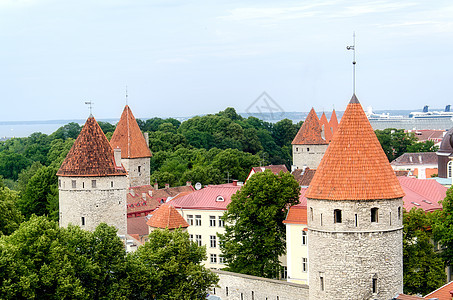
[216,195,224,202]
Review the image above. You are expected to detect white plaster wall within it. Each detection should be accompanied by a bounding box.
[286,223,309,285]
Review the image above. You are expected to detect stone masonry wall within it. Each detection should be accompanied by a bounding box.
[307,198,403,300]
[292,144,327,170]
[121,157,150,187]
[211,270,308,300]
[59,175,127,235]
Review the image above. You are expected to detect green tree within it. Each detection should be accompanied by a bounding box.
[0,152,30,181]
[403,208,445,295]
[0,187,23,236]
[375,128,418,161]
[127,228,218,300]
[97,121,116,135]
[50,122,82,140]
[432,187,453,266]
[407,140,439,153]
[219,170,300,278]
[46,138,74,167]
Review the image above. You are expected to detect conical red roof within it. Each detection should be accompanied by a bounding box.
[292,108,328,145]
[306,95,404,200]
[329,109,339,135]
[319,112,331,142]
[146,204,189,229]
[57,116,127,177]
[110,105,152,159]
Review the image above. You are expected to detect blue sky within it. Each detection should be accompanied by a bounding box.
[1,0,452,121]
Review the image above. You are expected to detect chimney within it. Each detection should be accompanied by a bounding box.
[186,181,192,186]
[148,190,153,197]
[154,182,159,190]
[233,180,238,186]
[302,165,308,175]
[130,188,135,197]
[143,132,149,147]
[114,148,122,167]
[142,193,146,200]
[165,183,170,189]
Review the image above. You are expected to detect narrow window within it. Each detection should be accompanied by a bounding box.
[81,216,85,226]
[398,207,401,220]
[390,212,392,225]
[226,287,228,296]
[218,216,225,227]
[187,215,194,226]
[310,207,314,221]
[448,160,453,178]
[209,216,216,227]
[195,215,201,226]
[252,291,254,300]
[189,234,193,242]
[296,147,299,152]
[240,293,243,300]
[355,214,358,227]
[302,257,308,272]
[58,179,61,188]
[371,208,379,223]
[91,180,96,188]
[138,166,141,173]
[210,235,217,248]
[320,275,324,291]
[320,213,323,226]
[334,209,342,223]
[213,288,216,295]
[307,147,310,151]
[111,181,114,187]
[302,231,307,245]
[82,182,85,188]
[372,277,378,293]
[72,180,76,188]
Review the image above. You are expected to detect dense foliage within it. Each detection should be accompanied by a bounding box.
[403,208,445,295]
[432,187,453,267]
[0,216,217,299]
[219,170,300,278]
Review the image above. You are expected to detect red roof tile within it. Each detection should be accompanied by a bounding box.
[251,165,288,174]
[396,294,425,300]
[319,112,332,142]
[424,280,453,299]
[399,177,445,212]
[127,216,149,236]
[306,95,405,200]
[329,109,339,135]
[169,183,241,210]
[57,116,127,177]
[292,168,316,187]
[292,108,328,145]
[146,204,189,229]
[110,105,152,159]
[283,205,307,224]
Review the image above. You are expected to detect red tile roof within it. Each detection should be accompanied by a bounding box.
[424,280,453,299]
[319,112,332,142]
[169,183,241,210]
[127,216,149,236]
[57,116,127,177]
[292,108,328,145]
[396,294,424,300]
[110,105,152,159]
[306,95,405,200]
[283,188,308,224]
[329,109,339,135]
[146,204,189,229]
[292,168,316,187]
[399,177,445,212]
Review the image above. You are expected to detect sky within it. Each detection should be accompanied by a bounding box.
[1,0,452,121]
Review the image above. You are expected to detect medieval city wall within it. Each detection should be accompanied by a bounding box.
[122,157,150,187]
[292,144,327,169]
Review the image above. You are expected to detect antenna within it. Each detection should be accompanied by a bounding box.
[346,32,356,95]
[85,101,94,116]
[125,85,128,105]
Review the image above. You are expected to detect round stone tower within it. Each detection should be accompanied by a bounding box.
[57,115,128,235]
[436,127,453,178]
[110,105,152,187]
[292,108,328,170]
[305,95,404,300]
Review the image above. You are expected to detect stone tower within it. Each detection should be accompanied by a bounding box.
[57,115,128,235]
[110,105,152,187]
[292,108,328,169]
[305,95,404,300]
[436,127,453,178]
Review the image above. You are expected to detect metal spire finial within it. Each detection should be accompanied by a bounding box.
[85,101,94,116]
[125,85,128,105]
[346,32,356,95]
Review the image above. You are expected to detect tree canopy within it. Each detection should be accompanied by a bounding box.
[219,170,300,278]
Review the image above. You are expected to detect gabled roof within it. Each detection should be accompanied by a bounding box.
[110,105,152,159]
[57,116,127,177]
[391,152,438,166]
[399,177,445,212]
[283,188,308,224]
[251,165,288,174]
[396,294,424,300]
[292,168,316,187]
[306,94,405,200]
[292,108,328,145]
[146,204,189,229]
[424,280,453,299]
[169,183,241,210]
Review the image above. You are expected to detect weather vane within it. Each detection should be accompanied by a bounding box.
[346,32,356,95]
[85,101,94,116]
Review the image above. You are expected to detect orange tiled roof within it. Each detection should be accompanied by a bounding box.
[319,112,332,142]
[57,116,127,177]
[146,204,189,229]
[292,108,328,145]
[110,105,152,159]
[283,205,307,224]
[306,95,405,200]
[424,280,453,300]
[329,109,339,133]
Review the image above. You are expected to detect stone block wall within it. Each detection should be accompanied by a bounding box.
[121,157,150,187]
[211,270,309,300]
[292,144,327,170]
[59,175,127,235]
[307,198,403,300]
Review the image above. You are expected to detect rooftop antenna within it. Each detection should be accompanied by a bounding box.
[346,32,356,95]
[85,101,94,116]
